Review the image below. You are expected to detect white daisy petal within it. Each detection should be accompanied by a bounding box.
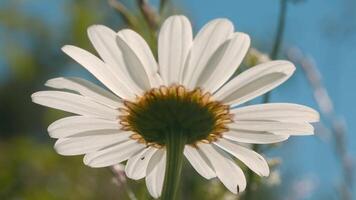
[214,61,295,107]
[48,116,120,138]
[184,145,216,179]
[231,103,319,123]
[84,139,145,168]
[117,29,162,89]
[223,130,290,144]
[87,25,145,95]
[158,15,193,85]
[146,149,166,199]
[61,45,136,100]
[54,131,131,156]
[214,139,269,176]
[31,15,320,200]
[125,147,158,180]
[198,143,246,194]
[229,121,315,135]
[31,91,118,120]
[87,25,122,73]
[197,32,250,93]
[45,77,122,109]
[183,18,234,88]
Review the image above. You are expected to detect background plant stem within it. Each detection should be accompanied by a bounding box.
[263,0,288,103]
[108,0,139,29]
[270,0,288,60]
[288,48,353,200]
[244,0,288,199]
[109,166,138,200]
[137,0,159,30]
[159,0,168,15]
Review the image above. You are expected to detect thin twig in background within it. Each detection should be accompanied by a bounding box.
[108,0,138,28]
[288,48,354,200]
[110,166,138,200]
[263,0,288,103]
[159,0,168,15]
[244,1,289,199]
[270,0,288,60]
[137,0,159,30]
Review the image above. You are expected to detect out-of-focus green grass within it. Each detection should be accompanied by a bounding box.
[0,137,125,200]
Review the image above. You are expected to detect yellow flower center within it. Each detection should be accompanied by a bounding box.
[119,85,232,148]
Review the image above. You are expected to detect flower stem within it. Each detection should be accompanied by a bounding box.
[161,131,186,200]
[245,1,288,199]
[159,0,168,15]
[263,0,288,104]
[270,0,288,60]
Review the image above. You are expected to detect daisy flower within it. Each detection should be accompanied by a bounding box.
[32,15,319,199]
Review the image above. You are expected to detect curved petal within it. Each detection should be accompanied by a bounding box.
[214,61,295,107]
[83,139,145,168]
[198,143,246,194]
[87,25,123,74]
[158,15,193,85]
[45,77,122,109]
[231,103,319,123]
[145,149,166,199]
[61,45,136,100]
[184,145,215,179]
[54,132,131,156]
[31,91,118,120]
[214,139,269,177]
[197,32,250,93]
[48,116,120,138]
[117,29,162,89]
[223,130,289,144]
[125,147,157,180]
[182,19,234,89]
[229,121,315,135]
[87,25,144,95]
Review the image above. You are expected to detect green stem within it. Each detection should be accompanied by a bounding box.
[159,0,168,15]
[161,131,186,200]
[263,0,288,104]
[108,0,139,29]
[244,1,288,200]
[270,0,288,60]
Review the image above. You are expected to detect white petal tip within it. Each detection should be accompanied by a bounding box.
[83,157,103,168]
[214,18,233,24]
[31,92,44,103]
[281,60,296,75]
[87,24,112,35]
[53,139,79,156]
[166,15,189,21]
[44,77,63,88]
[311,111,320,122]
[237,32,251,41]
[261,169,270,177]
[61,45,74,53]
[87,24,101,30]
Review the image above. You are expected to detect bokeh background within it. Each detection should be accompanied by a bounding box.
[0,0,355,199]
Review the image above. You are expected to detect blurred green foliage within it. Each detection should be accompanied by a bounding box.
[0,137,126,200]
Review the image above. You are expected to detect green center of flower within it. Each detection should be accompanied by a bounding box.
[119,85,232,147]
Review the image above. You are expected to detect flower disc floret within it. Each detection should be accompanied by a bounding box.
[119,85,232,147]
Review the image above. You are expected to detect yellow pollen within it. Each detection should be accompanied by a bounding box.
[119,85,232,148]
